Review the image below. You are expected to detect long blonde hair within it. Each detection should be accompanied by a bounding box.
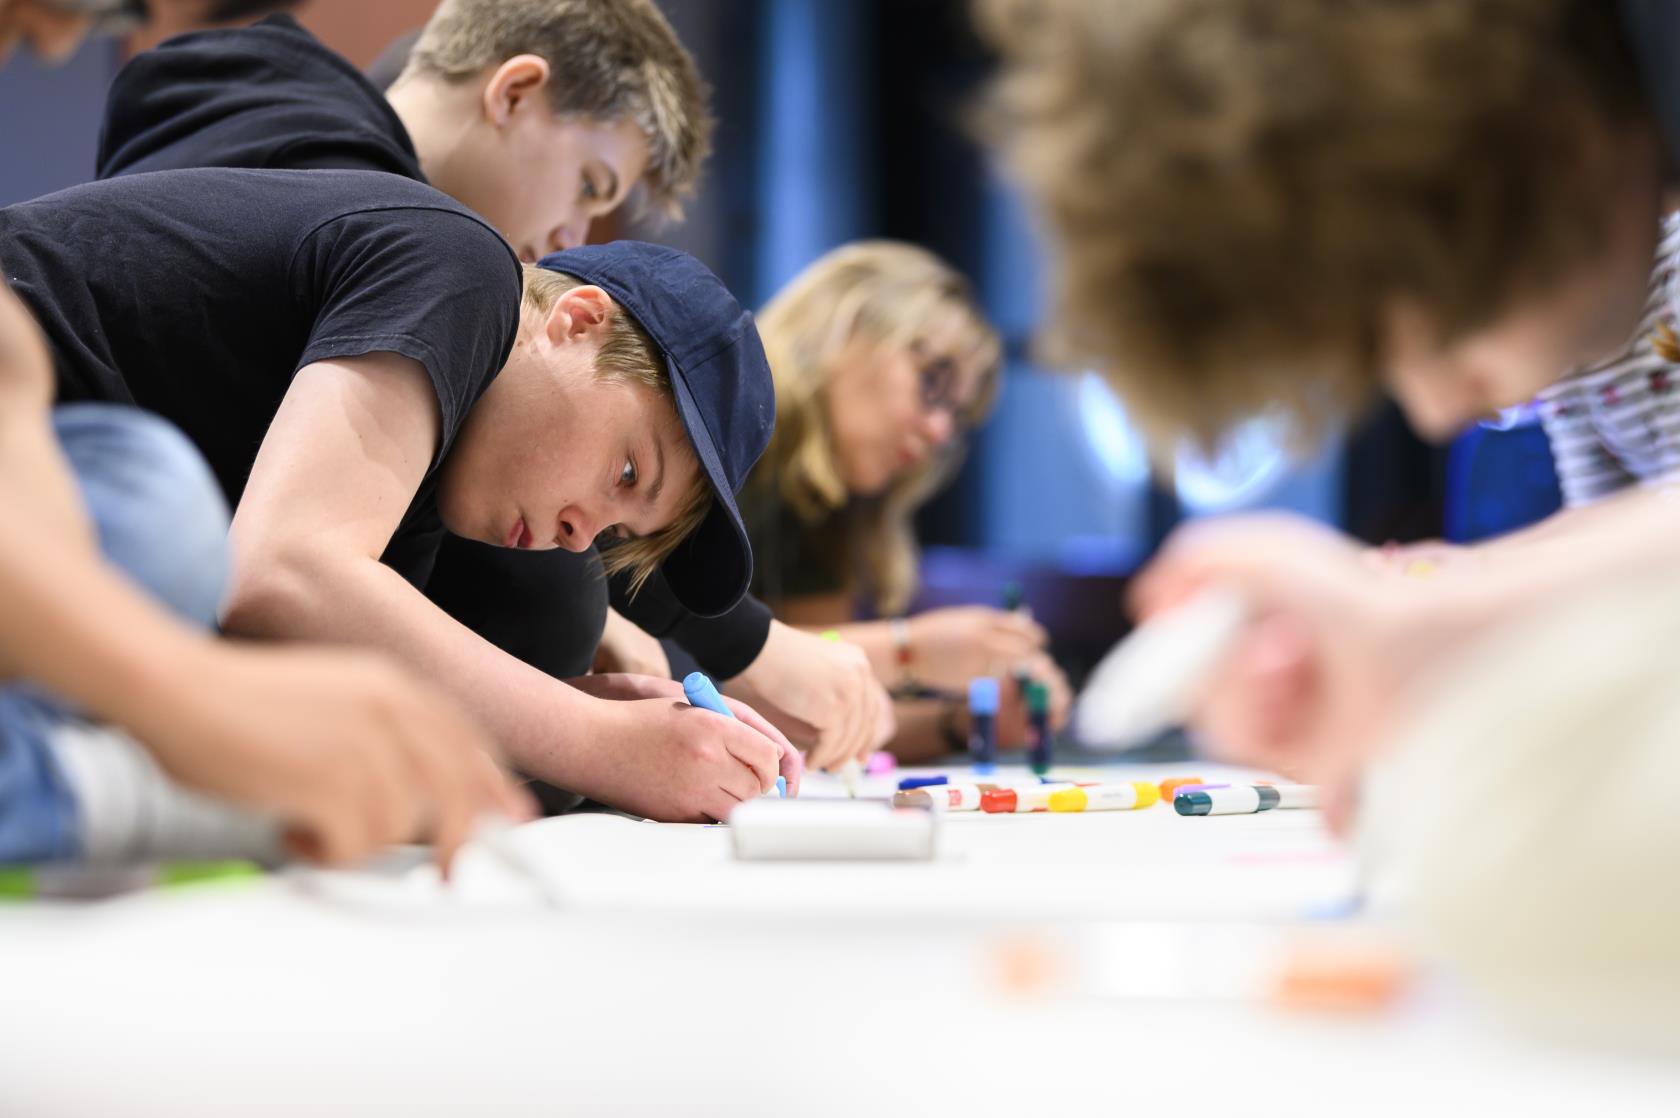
[754,241,1001,615]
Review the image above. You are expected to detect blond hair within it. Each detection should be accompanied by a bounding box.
[523,266,711,594]
[754,242,1001,615]
[403,0,712,221]
[980,0,1649,452]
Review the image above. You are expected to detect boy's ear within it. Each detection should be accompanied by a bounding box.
[482,54,552,127]
[543,286,614,346]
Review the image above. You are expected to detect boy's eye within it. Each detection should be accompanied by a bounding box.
[619,458,637,486]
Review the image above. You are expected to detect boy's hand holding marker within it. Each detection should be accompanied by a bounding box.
[566,672,801,821]
[684,673,790,799]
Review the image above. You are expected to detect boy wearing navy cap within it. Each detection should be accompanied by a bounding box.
[2,165,799,823]
[94,0,893,775]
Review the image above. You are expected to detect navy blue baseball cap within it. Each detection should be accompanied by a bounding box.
[536,242,775,617]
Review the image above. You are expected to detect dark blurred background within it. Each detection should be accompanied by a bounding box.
[0,0,1563,683]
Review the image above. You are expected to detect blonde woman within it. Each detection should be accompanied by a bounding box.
[742,241,1072,760]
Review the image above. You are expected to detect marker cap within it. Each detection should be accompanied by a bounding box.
[1025,680,1050,716]
[968,677,1000,716]
[1175,790,1214,816]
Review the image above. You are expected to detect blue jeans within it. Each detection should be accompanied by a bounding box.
[0,405,230,863]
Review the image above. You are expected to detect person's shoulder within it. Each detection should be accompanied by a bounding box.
[293,172,521,280]
[302,172,507,239]
[99,14,412,180]
[140,14,343,73]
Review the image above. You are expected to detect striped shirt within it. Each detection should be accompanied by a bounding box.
[1536,216,1680,507]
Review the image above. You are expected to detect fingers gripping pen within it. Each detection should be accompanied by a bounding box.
[684,671,785,798]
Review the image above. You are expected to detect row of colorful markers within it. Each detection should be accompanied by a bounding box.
[891,774,1319,816]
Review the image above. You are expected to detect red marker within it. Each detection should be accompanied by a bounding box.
[980,783,1078,814]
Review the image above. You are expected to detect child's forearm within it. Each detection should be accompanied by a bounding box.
[219,541,606,784]
[820,621,901,686]
[1469,492,1629,559]
[877,698,946,764]
[1406,485,1680,639]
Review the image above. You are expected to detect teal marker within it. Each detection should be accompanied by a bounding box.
[1001,583,1032,702]
[1026,680,1053,777]
[1001,581,1025,613]
[683,671,785,797]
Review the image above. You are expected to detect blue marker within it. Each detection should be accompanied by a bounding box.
[898,775,949,791]
[968,677,1000,775]
[683,672,784,798]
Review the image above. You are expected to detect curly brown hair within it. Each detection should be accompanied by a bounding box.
[980,0,1650,450]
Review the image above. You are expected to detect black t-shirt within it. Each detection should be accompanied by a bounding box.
[97,15,423,181]
[737,480,850,608]
[90,15,777,665]
[2,167,521,586]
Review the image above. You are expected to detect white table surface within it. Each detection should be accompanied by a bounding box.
[2,762,1675,1116]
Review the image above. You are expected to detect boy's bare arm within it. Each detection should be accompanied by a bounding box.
[224,353,796,820]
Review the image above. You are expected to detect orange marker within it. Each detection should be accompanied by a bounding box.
[1159,776,1206,802]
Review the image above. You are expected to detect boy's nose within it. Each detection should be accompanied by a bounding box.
[554,506,597,551]
[550,221,587,253]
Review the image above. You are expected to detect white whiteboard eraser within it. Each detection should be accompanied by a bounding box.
[728,799,939,861]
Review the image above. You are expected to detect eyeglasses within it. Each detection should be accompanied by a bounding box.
[915,352,966,420]
[37,0,149,37]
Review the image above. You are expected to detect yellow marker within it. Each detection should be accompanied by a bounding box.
[1048,782,1160,812]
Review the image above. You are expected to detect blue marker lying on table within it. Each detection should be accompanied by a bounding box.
[684,672,785,798]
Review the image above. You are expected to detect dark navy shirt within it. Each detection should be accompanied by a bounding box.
[98,15,422,181]
[3,168,521,586]
[92,14,775,668]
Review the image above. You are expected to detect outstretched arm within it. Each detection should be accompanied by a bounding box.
[0,286,521,869]
[223,353,795,821]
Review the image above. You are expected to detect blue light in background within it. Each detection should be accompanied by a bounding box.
[752,0,868,306]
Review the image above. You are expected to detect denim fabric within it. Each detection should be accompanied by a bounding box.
[0,406,228,863]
